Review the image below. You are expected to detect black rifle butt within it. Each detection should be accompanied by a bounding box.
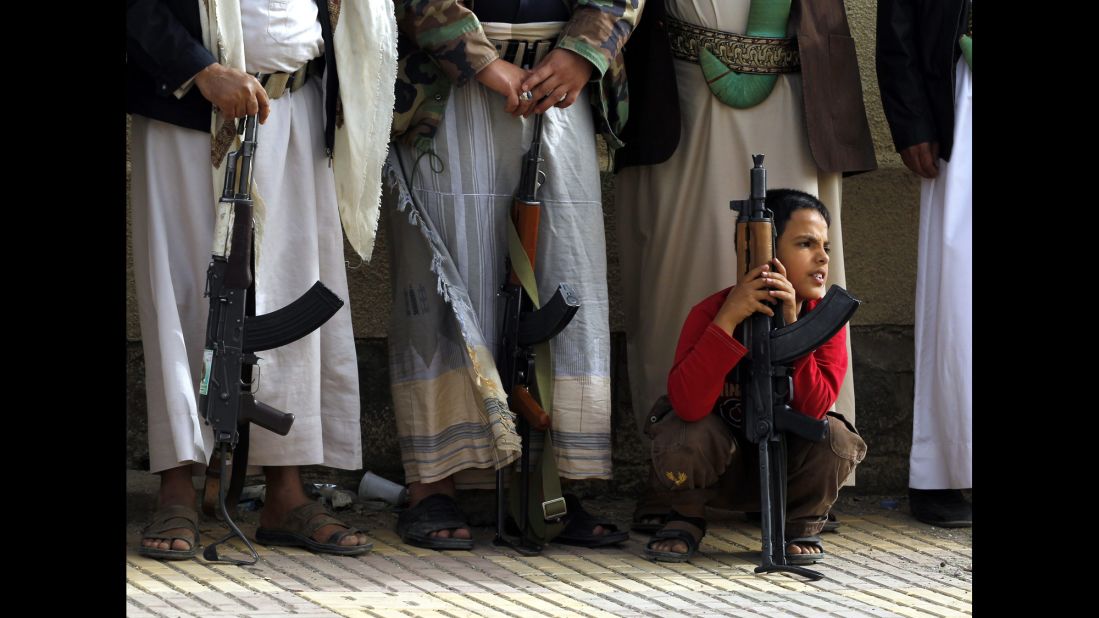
[517,283,580,347]
[770,285,860,364]
[775,405,829,442]
[242,281,344,353]
[244,396,295,436]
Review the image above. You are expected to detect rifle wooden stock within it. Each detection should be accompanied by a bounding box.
[736,221,749,281]
[511,385,550,431]
[748,221,773,270]
[509,199,541,286]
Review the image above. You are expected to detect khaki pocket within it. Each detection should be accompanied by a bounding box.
[650,413,734,491]
[826,411,867,464]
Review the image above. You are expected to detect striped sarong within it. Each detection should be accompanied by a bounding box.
[383,58,612,489]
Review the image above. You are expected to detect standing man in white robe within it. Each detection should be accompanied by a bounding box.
[127,0,397,558]
[877,0,972,527]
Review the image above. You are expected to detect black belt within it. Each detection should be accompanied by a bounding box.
[257,57,324,100]
[492,38,556,69]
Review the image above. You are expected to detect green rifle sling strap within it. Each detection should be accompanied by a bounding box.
[700,0,792,109]
[506,217,566,543]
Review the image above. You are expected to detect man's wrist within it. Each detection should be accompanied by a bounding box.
[192,62,224,88]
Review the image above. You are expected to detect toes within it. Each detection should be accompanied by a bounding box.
[452,527,472,540]
[669,541,687,554]
[171,538,192,551]
[592,525,606,536]
[339,533,364,547]
[652,540,687,554]
[436,529,452,539]
[787,543,821,555]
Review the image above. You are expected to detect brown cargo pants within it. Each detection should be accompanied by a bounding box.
[646,396,867,538]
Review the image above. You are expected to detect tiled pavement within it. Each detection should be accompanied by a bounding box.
[126,474,971,617]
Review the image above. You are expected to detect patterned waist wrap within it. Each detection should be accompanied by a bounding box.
[665,14,800,75]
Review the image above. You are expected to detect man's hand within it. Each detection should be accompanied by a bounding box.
[520,49,594,115]
[475,58,532,116]
[194,63,271,124]
[899,141,940,179]
[712,264,776,336]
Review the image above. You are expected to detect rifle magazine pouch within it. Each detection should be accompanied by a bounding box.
[825,411,867,464]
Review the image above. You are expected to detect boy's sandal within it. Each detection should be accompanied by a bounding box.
[643,512,706,563]
[632,504,671,534]
[138,504,201,560]
[554,493,630,547]
[785,535,826,565]
[254,501,373,556]
[396,494,474,550]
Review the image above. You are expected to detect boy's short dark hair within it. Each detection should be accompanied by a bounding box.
[765,189,831,237]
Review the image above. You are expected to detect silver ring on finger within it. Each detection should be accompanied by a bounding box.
[520,90,533,101]
[558,91,568,102]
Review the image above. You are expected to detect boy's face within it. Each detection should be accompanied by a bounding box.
[775,208,830,303]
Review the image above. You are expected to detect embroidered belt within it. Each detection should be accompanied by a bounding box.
[258,57,324,100]
[665,15,800,75]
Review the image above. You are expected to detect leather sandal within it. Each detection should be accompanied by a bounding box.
[554,493,629,547]
[643,512,706,563]
[254,501,372,556]
[396,494,474,550]
[138,504,200,560]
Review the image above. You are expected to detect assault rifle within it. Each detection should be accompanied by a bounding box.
[199,115,345,565]
[729,154,860,580]
[493,110,580,555]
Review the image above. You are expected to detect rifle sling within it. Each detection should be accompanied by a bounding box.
[507,218,565,541]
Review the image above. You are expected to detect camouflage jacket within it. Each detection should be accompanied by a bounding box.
[392,0,642,152]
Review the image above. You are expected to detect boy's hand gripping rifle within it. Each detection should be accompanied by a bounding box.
[493,112,581,555]
[729,155,860,581]
[199,115,345,565]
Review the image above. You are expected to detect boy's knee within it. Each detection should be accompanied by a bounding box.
[648,410,734,491]
[793,411,867,478]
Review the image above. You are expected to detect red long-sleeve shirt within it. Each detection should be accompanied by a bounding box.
[666,287,848,422]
